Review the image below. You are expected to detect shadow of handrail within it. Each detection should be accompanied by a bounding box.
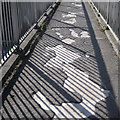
[81,1,119,118]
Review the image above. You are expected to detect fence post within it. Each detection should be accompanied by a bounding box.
[107,0,110,24]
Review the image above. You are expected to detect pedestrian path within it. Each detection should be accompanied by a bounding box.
[2,1,119,119]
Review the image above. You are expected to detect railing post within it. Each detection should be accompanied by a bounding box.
[107,0,110,24]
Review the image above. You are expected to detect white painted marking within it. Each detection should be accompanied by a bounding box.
[44,45,81,68]
[53,103,94,118]
[33,45,110,118]
[61,18,76,24]
[62,14,76,18]
[68,12,77,15]
[69,29,79,38]
[52,28,60,31]
[80,31,90,38]
[33,91,52,111]
[55,32,64,38]
[74,4,82,7]
[62,38,75,44]
[68,11,84,15]
[44,52,50,56]
[85,53,90,58]
[61,63,109,118]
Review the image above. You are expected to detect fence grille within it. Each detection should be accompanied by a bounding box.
[0,2,52,66]
[93,1,120,40]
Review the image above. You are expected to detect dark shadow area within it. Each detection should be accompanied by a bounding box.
[82,2,119,118]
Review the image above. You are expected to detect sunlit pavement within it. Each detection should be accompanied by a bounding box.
[2,1,119,119]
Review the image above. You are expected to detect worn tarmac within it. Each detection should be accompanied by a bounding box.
[2,1,119,119]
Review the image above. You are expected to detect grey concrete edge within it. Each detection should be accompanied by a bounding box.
[88,0,120,59]
[0,1,61,87]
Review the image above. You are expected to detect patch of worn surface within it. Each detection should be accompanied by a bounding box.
[62,13,76,18]
[80,31,90,38]
[69,29,79,38]
[55,32,64,38]
[62,38,75,44]
[44,45,81,68]
[41,45,110,118]
[61,18,76,24]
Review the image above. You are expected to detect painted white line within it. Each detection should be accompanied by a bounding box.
[55,32,64,38]
[69,29,79,38]
[62,38,75,44]
[61,18,76,24]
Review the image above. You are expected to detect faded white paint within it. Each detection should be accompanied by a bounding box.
[52,28,60,31]
[69,29,79,38]
[68,11,84,15]
[85,53,90,58]
[44,45,81,68]
[62,14,76,18]
[61,18,76,24]
[68,12,77,15]
[33,91,53,111]
[56,32,64,38]
[80,31,90,38]
[62,38,75,44]
[33,91,93,118]
[33,45,109,119]
[74,4,82,7]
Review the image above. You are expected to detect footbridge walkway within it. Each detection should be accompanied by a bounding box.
[1,1,119,119]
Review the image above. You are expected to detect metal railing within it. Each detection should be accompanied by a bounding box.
[0,2,52,66]
[92,0,120,40]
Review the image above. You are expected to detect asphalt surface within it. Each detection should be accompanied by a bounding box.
[2,1,119,119]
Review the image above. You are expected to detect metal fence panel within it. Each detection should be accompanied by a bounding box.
[0,2,52,66]
[93,1,120,40]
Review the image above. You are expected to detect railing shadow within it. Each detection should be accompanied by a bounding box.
[81,1,119,118]
[2,1,119,119]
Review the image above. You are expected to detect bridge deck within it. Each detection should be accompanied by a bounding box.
[2,2,119,119]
